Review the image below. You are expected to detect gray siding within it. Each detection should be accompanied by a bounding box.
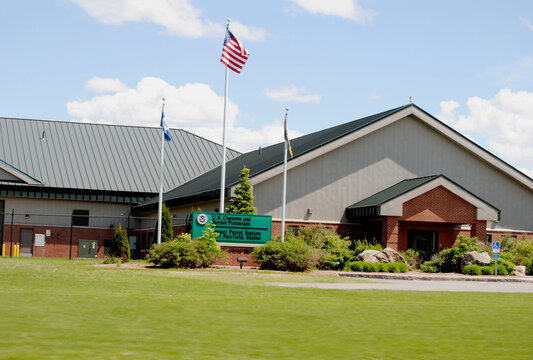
[254,115,533,231]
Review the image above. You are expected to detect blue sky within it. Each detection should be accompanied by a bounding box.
[1,0,532,176]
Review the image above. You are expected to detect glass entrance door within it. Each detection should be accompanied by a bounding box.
[407,230,438,261]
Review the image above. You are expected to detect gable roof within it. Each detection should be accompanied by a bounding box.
[134,103,533,212]
[134,105,412,211]
[346,175,500,221]
[0,117,240,197]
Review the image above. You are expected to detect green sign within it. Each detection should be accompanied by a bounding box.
[192,212,272,244]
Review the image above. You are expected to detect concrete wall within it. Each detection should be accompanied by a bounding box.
[253,115,533,231]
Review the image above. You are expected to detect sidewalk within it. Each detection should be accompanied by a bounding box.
[340,271,533,283]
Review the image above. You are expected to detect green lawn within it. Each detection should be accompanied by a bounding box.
[0,258,532,359]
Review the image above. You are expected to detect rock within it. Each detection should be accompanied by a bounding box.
[461,251,491,272]
[355,250,388,263]
[514,265,526,277]
[382,247,411,270]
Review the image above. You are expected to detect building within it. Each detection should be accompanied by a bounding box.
[0,117,240,258]
[2,104,532,262]
[134,104,533,261]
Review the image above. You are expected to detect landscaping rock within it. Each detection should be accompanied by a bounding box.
[382,247,411,270]
[355,250,388,263]
[514,265,526,277]
[461,251,491,272]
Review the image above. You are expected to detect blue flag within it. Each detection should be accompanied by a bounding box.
[160,103,171,142]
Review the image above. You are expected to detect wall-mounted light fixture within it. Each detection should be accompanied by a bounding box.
[307,208,313,215]
[25,214,30,220]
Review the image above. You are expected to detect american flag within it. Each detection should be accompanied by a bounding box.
[220,28,249,74]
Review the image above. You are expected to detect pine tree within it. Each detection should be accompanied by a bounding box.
[109,225,130,262]
[226,166,257,214]
[154,202,174,242]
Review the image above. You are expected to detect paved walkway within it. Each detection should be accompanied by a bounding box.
[269,278,533,293]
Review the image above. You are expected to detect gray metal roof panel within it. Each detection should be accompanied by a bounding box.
[0,117,240,194]
[347,175,440,208]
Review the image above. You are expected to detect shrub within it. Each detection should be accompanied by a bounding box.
[481,266,494,275]
[153,202,173,243]
[492,259,514,275]
[420,258,441,273]
[102,257,120,265]
[388,262,409,273]
[512,238,533,275]
[298,226,353,270]
[439,235,482,273]
[146,225,224,268]
[348,261,365,272]
[353,239,382,257]
[109,225,130,262]
[225,166,257,214]
[362,262,379,272]
[252,237,319,272]
[378,263,388,272]
[400,249,422,269]
[463,264,482,275]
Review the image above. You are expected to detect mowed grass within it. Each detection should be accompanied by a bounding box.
[0,258,532,360]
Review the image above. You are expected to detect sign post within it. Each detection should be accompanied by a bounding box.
[192,212,272,244]
[492,241,500,276]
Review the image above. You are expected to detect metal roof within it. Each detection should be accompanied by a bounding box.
[345,175,440,218]
[0,117,240,197]
[345,174,500,220]
[134,104,411,212]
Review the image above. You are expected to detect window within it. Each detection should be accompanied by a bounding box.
[486,234,492,244]
[287,226,300,235]
[72,209,89,226]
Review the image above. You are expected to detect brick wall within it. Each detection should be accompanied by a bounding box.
[1,224,115,258]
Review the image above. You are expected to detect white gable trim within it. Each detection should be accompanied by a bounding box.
[379,177,499,221]
[250,106,533,191]
[0,160,41,185]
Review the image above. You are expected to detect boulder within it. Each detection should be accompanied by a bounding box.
[514,265,526,277]
[382,247,411,270]
[355,250,388,263]
[461,251,491,272]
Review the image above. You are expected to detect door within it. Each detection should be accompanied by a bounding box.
[78,240,98,258]
[20,228,34,257]
[407,230,438,261]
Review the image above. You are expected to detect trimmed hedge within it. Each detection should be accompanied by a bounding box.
[347,261,408,273]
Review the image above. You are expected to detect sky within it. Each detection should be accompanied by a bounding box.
[1,0,532,177]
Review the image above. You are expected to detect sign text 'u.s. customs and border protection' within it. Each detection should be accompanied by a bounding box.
[191,212,272,244]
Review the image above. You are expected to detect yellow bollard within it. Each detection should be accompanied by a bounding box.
[15,245,19,257]
[2,244,4,256]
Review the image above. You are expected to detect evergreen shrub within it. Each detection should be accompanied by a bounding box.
[252,236,319,272]
[463,264,482,275]
[109,225,130,262]
[297,226,353,270]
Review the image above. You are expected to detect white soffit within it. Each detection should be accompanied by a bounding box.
[379,177,500,221]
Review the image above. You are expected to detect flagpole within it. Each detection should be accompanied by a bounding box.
[219,18,231,213]
[281,108,290,243]
[157,99,166,244]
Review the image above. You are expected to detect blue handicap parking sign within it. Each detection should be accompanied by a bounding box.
[492,241,500,253]
[492,254,500,259]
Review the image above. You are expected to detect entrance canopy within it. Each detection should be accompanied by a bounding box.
[346,175,500,222]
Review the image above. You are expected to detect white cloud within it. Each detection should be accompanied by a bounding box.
[264,85,321,103]
[520,16,533,32]
[70,0,268,42]
[437,89,533,176]
[85,77,128,93]
[287,0,376,23]
[67,77,300,152]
